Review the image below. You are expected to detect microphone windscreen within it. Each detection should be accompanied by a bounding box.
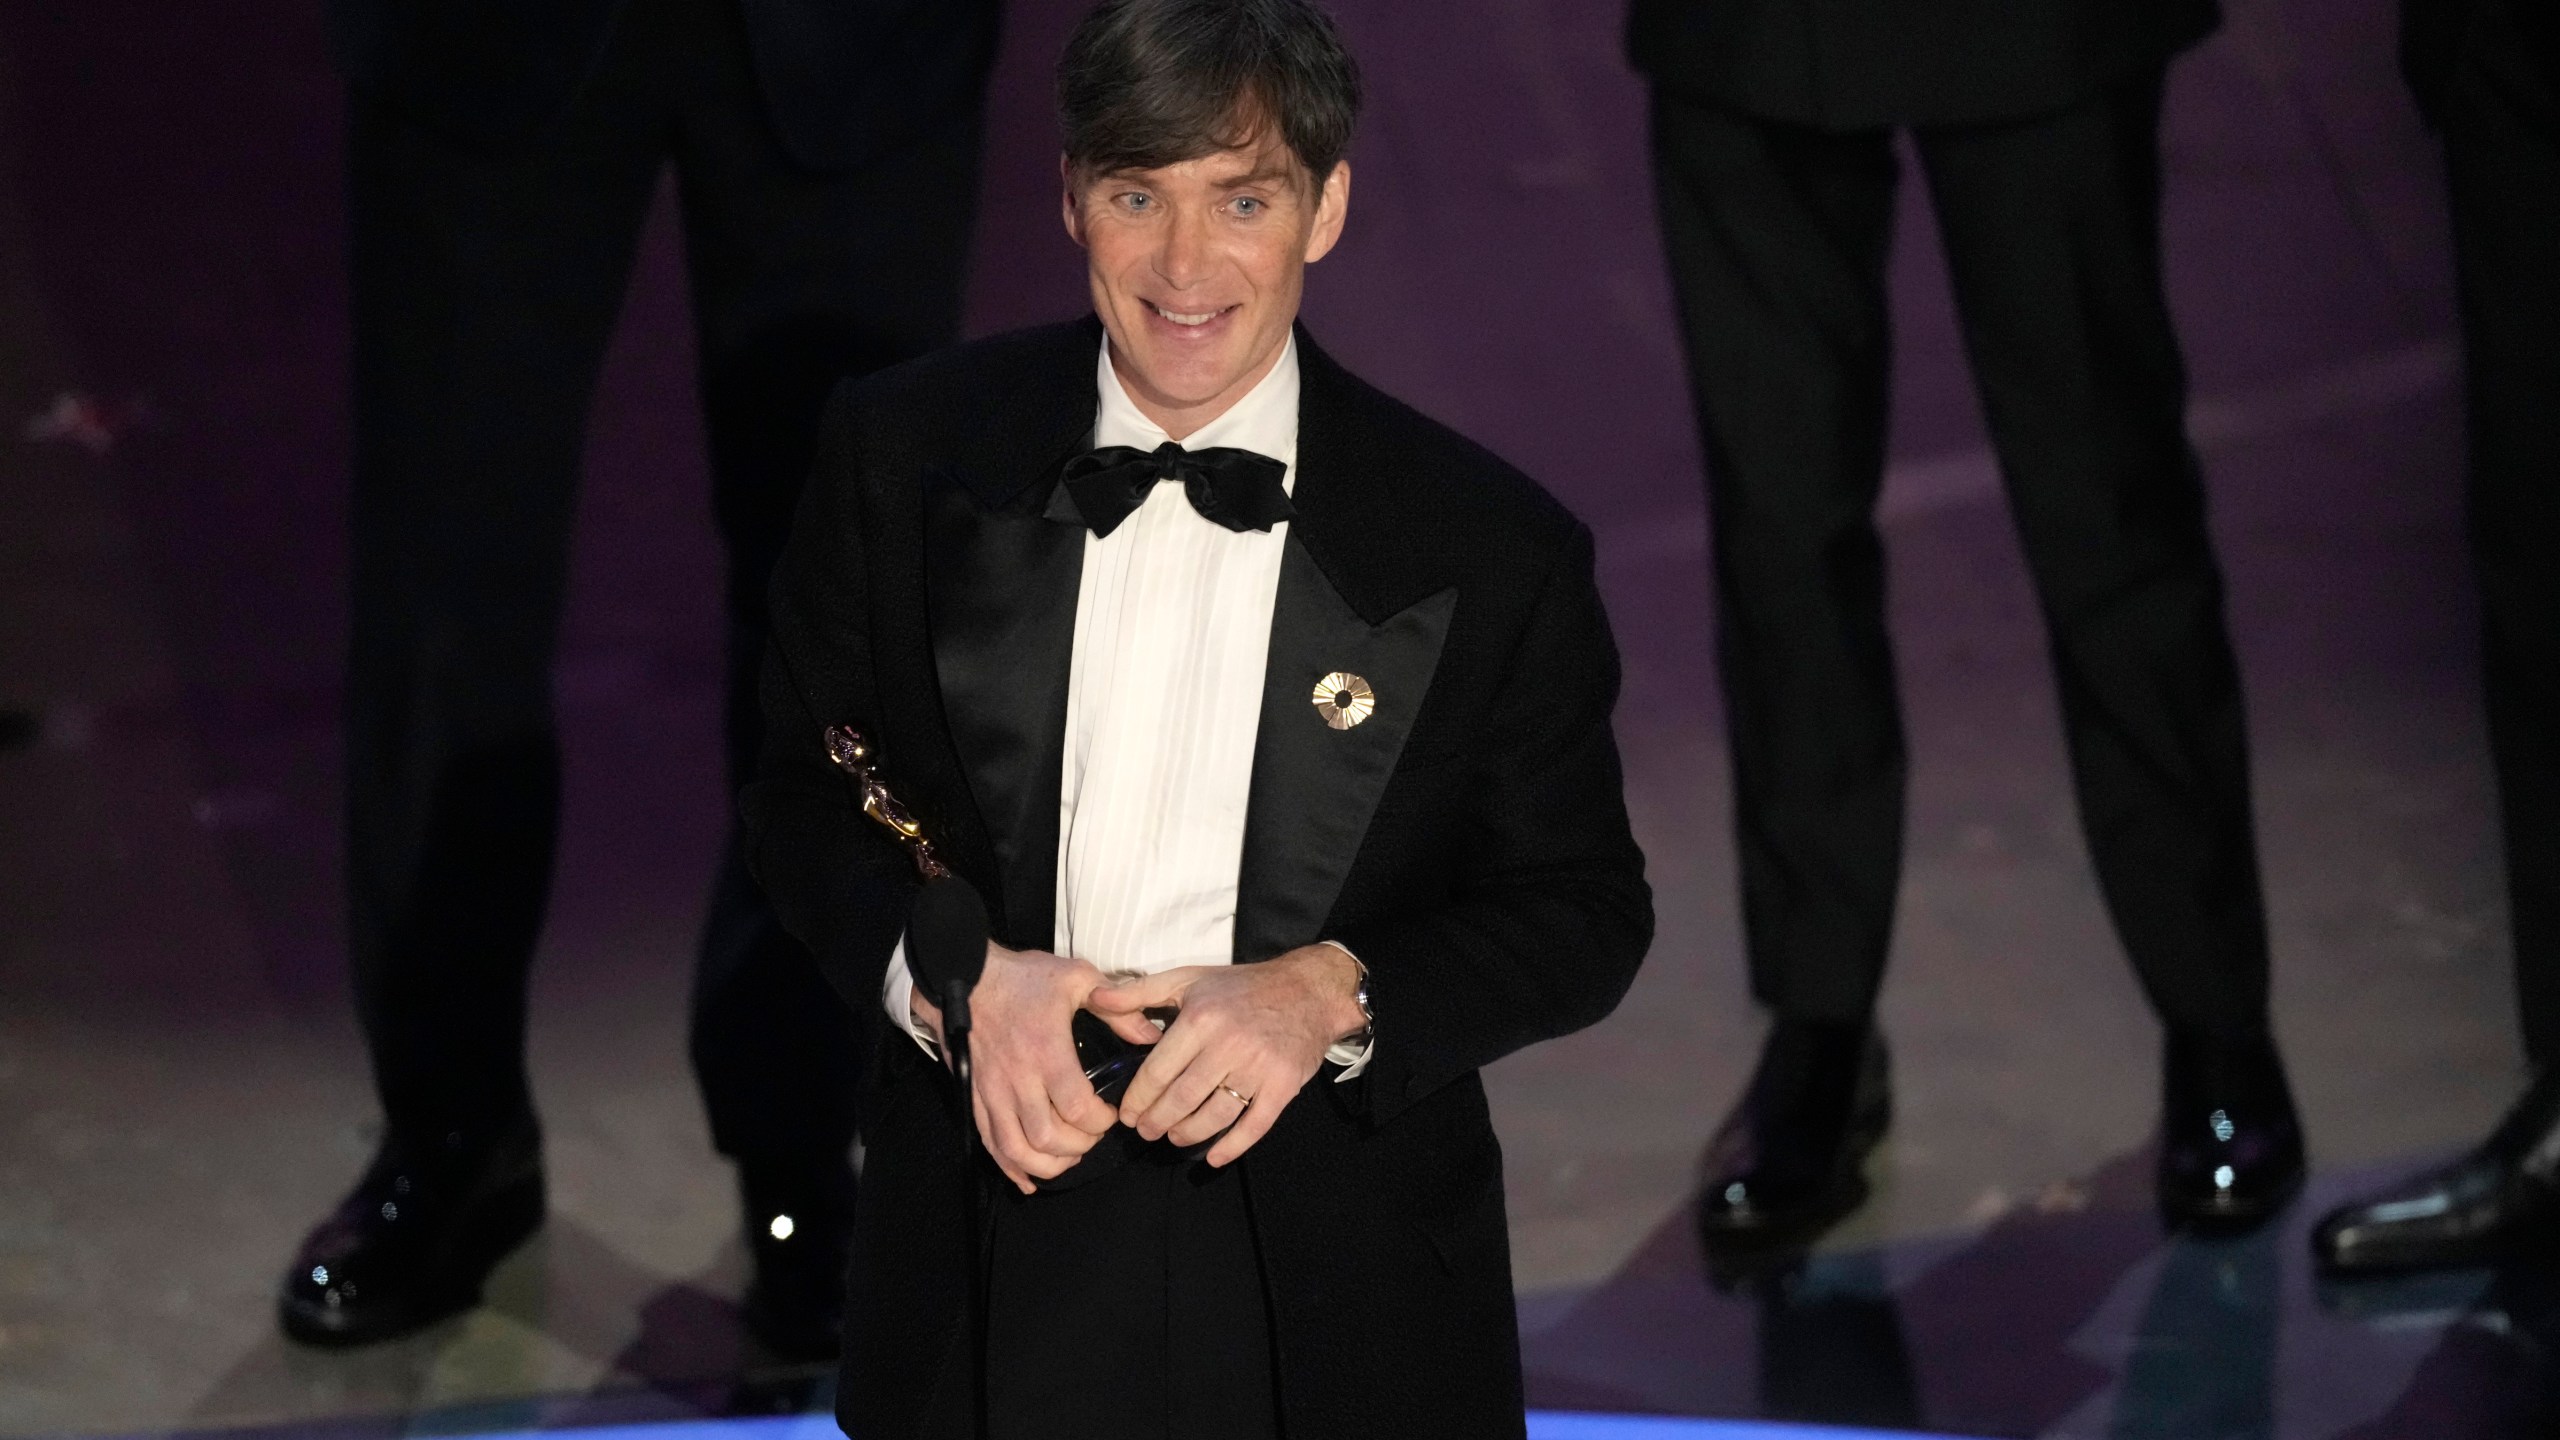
[906,876,990,1001]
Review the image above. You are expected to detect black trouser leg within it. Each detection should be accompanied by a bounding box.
[931,1153,1279,1440]
[662,0,982,1168]
[1650,95,1907,1024]
[1917,75,2273,1040]
[344,70,664,1142]
[2442,16,2560,1065]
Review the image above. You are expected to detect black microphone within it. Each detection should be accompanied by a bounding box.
[906,876,990,1059]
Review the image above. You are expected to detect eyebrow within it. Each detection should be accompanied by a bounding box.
[1216,163,1296,190]
[1087,157,1301,191]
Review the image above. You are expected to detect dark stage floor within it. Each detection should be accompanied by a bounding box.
[0,0,2548,1436]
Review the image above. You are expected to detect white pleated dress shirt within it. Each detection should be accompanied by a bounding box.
[883,335,1371,1079]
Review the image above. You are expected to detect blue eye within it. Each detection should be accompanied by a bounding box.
[1233,197,1263,216]
[1121,192,1153,212]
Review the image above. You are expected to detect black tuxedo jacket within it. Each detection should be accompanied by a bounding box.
[744,319,1653,1438]
[1626,0,2218,129]
[325,0,999,169]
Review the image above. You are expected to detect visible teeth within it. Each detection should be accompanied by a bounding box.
[1154,304,1219,326]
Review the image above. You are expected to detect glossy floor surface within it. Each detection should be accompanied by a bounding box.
[0,0,2547,1437]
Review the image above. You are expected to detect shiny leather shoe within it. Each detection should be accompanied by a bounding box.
[2314,1069,2560,1273]
[1698,1019,1890,1243]
[279,1121,544,1347]
[738,1157,855,1362]
[2157,1031,2304,1232]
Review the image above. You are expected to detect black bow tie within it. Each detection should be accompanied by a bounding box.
[1050,440,1294,539]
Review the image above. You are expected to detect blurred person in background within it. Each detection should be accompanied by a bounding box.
[279,0,998,1358]
[2315,0,2560,1275]
[1628,0,2306,1249]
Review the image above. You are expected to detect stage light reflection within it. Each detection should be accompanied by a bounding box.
[438,1412,1988,1440]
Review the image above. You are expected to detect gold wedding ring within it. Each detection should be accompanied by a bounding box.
[1219,1084,1255,1107]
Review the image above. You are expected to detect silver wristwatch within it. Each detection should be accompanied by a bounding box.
[1328,941,1375,1045]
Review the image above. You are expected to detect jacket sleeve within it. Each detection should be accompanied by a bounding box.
[739,384,919,1019]
[1331,522,1655,1125]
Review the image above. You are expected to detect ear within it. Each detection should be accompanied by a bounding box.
[1303,158,1351,265]
[1060,154,1089,250]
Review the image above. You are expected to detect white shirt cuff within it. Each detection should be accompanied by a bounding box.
[1317,940,1375,1081]
[880,939,941,1057]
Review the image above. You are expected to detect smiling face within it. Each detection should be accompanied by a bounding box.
[1064,127,1350,439]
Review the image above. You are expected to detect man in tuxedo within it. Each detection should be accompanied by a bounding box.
[745,1,1654,1433]
[281,0,997,1354]
[1627,0,2306,1242]
[2315,0,2560,1274]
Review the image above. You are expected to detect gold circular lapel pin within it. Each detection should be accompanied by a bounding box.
[1313,672,1375,730]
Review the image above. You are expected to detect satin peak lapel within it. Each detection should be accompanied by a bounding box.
[924,461,1085,952]
[1233,539,1456,963]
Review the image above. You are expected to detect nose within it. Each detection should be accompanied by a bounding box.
[1152,204,1212,290]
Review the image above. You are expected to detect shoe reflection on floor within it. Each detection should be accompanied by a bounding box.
[2109,1226,2278,1439]
[1750,1253,1924,1432]
[2323,1262,2560,1438]
[1526,1145,2560,1438]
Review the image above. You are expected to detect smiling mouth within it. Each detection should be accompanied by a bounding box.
[1147,300,1238,329]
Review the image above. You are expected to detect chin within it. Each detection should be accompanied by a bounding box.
[1121,344,1250,410]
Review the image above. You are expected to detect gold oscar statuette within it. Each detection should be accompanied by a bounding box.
[823,725,952,881]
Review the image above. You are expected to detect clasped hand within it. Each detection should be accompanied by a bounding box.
[910,943,1364,1194]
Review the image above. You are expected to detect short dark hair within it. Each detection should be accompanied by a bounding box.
[1058,0,1362,187]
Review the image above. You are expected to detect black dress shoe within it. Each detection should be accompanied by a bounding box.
[279,1121,544,1347]
[2157,1031,2304,1231]
[2314,1069,2560,1273]
[738,1157,855,1362]
[1698,1019,1891,1243]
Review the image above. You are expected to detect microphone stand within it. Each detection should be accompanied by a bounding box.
[826,726,993,1439]
[937,988,988,1440]
[939,985,977,1162]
